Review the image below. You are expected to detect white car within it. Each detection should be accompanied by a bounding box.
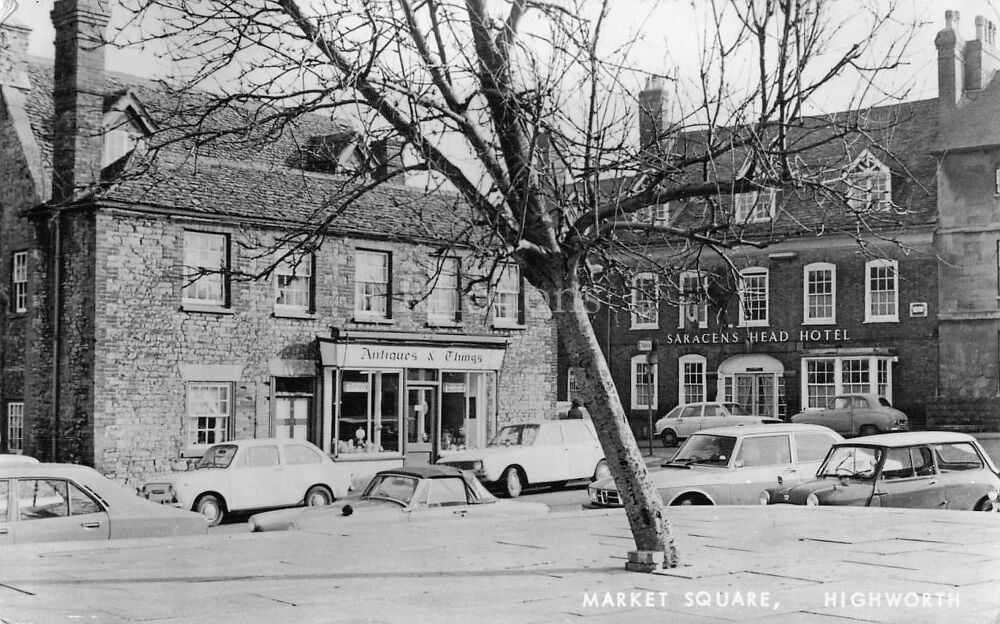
[437,419,610,498]
[655,401,782,447]
[589,424,843,507]
[140,439,352,526]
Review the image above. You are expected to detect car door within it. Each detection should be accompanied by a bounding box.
[729,434,794,504]
[933,441,994,510]
[792,431,841,479]
[0,478,13,545]
[699,404,726,432]
[818,397,854,436]
[675,405,704,437]
[280,443,327,502]
[563,421,600,479]
[229,445,288,510]
[13,478,110,544]
[872,446,945,509]
[533,422,569,482]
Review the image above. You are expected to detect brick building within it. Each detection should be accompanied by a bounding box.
[0,1,556,485]
[561,10,1000,435]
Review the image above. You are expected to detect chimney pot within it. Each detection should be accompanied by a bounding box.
[976,15,985,41]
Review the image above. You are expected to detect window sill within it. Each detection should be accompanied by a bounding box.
[492,321,526,330]
[352,315,395,325]
[801,319,836,326]
[273,308,318,320]
[180,303,234,315]
[863,318,899,324]
[333,451,403,462]
[7,311,27,319]
[426,320,463,328]
[630,324,659,331]
[738,322,770,328]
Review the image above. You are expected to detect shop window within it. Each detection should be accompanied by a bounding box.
[182,231,230,307]
[803,262,836,324]
[865,259,898,322]
[630,354,657,410]
[631,273,658,329]
[273,249,314,314]
[846,150,892,211]
[355,249,392,319]
[678,271,708,329]
[492,263,523,327]
[733,189,775,223]
[11,251,27,314]
[7,402,23,452]
[428,257,461,324]
[802,356,895,408]
[336,370,400,455]
[678,354,706,404]
[738,268,768,327]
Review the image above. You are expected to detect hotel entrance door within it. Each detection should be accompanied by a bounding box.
[406,386,438,464]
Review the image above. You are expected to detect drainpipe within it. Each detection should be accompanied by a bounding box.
[50,211,62,461]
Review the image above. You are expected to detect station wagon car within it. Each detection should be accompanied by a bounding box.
[588,424,843,507]
[1,463,207,544]
[140,438,352,526]
[760,431,1000,511]
[655,401,783,447]
[248,465,548,532]
[436,419,609,498]
[790,394,908,437]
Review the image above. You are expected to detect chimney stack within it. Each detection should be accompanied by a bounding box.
[50,0,109,203]
[638,76,671,162]
[0,20,32,90]
[965,15,1000,91]
[935,10,965,111]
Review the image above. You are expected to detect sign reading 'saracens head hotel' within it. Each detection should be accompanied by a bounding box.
[663,328,851,345]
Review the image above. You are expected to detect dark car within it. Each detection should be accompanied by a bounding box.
[790,394,908,438]
[760,431,1000,511]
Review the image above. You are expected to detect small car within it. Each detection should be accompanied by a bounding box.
[760,431,1000,511]
[248,465,548,532]
[0,463,207,544]
[655,401,783,447]
[436,419,609,498]
[790,394,908,437]
[588,424,842,507]
[140,438,352,526]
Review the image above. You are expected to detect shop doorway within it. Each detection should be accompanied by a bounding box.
[406,386,438,465]
[718,355,786,419]
[273,377,313,441]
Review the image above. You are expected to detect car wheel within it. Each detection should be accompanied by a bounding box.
[661,429,678,448]
[859,425,879,437]
[502,466,524,498]
[974,497,995,512]
[195,494,225,527]
[593,459,612,482]
[305,485,333,507]
[671,494,711,506]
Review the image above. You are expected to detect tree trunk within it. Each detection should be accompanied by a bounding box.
[548,283,678,568]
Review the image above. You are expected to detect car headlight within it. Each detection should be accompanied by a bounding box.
[472,460,483,471]
[806,492,819,506]
[588,486,598,503]
[758,490,770,505]
[988,487,998,502]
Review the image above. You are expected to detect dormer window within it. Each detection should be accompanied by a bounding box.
[733,189,775,223]
[102,92,155,168]
[846,151,891,211]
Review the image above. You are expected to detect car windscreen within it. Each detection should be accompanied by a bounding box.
[725,404,750,416]
[195,445,238,469]
[818,445,882,479]
[363,474,419,505]
[668,434,737,466]
[488,424,540,447]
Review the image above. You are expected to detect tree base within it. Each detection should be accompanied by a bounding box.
[624,550,666,572]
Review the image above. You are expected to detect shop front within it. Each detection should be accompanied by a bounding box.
[318,332,507,480]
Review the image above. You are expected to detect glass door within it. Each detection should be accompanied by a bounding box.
[406,386,438,465]
[733,373,778,417]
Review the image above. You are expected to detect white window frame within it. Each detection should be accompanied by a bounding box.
[864,258,899,323]
[630,354,658,410]
[12,251,27,314]
[678,354,707,404]
[492,263,522,327]
[427,257,461,324]
[182,231,229,307]
[677,270,708,329]
[631,272,659,330]
[273,249,314,314]
[801,356,895,409]
[803,262,836,325]
[7,402,24,452]
[738,268,769,327]
[733,189,776,223]
[101,110,141,167]
[846,150,892,212]
[567,367,582,402]
[354,249,391,319]
[995,167,1000,195]
[186,382,232,448]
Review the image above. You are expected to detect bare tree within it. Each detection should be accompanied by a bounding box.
[108,0,922,568]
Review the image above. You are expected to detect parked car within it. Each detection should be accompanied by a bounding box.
[0,454,39,466]
[140,438,351,526]
[0,463,207,544]
[436,419,610,498]
[248,465,548,532]
[760,431,1000,511]
[588,424,842,507]
[655,401,783,447]
[790,394,908,437]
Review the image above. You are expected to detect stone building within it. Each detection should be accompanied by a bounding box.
[0,0,556,485]
[561,10,1000,435]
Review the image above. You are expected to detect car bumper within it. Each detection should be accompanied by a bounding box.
[588,489,624,508]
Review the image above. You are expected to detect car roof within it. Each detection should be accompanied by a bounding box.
[839,431,977,447]
[376,465,464,479]
[0,462,101,477]
[690,423,839,437]
[671,401,737,407]
[210,438,318,448]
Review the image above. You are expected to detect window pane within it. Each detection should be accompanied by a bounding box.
[183,232,227,304]
[428,258,459,320]
[355,251,390,316]
[285,444,322,465]
[841,359,870,394]
[737,436,791,467]
[275,252,312,310]
[806,359,836,408]
[7,402,24,451]
[633,275,657,325]
[807,268,834,320]
[868,263,897,318]
[248,446,280,467]
[0,480,7,522]
[682,360,704,403]
[881,447,915,480]
[188,383,231,446]
[934,442,984,472]
[426,477,469,507]
[19,479,69,520]
[69,482,102,515]
[741,271,768,323]
[794,433,837,463]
